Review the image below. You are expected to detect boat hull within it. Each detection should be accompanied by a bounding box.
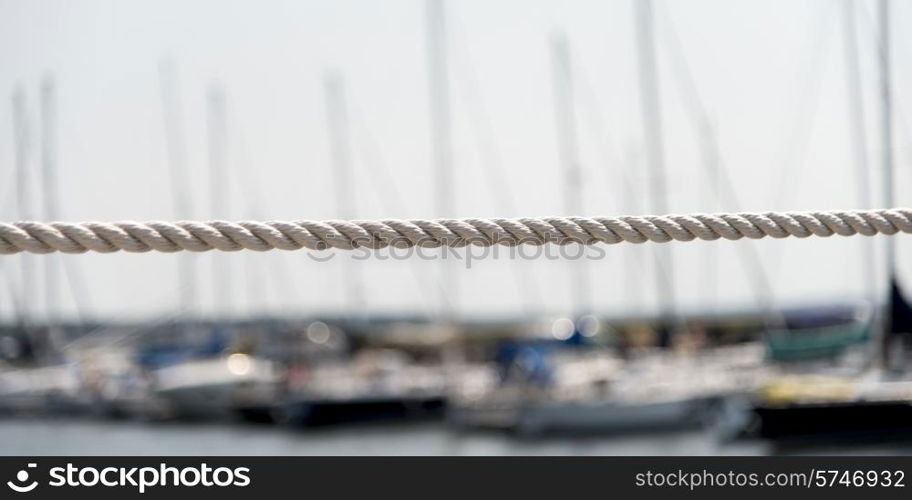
[452,397,717,436]
[754,401,912,439]
[280,396,446,426]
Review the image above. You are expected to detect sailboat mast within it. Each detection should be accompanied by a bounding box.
[705,118,722,301]
[158,61,197,320]
[878,0,894,275]
[207,84,230,316]
[12,87,33,324]
[877,0,895,365]
[427,0,456,319]
[634,0,676,330]
[324,72,365,314]
[39,75,92,328]
[842,0,876,306]
[40,76,59,325]
[551,34,590,316]
[699,118,720,313]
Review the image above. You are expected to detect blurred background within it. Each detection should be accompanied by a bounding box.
[1,0,912,455]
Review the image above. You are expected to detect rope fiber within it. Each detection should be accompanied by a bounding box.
[0,208,909,255]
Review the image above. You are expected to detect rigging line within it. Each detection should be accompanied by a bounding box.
[427,0,457,320]
[40,76,60,324]
[448,7,546,314]
[654,0,711,134]
[858,0,912,179]
[55,246,92,322]
[232,104,275,317]
[60,271,191,354]
[574,57,626,197]
[552,33,594,316]
[207,84,232,314]
[657,0,785,327]
[349,98,436,315]
[158,59,198,319]
[324,72,368,318]
[12,87,32,320]
[58,304,194,352]
[769,1,837,212]
[634,0,678,330]
[59,255,94,322]
[447,11,519,215]
[223,94,301,312]
[0,121,21,323]
[574,57,652,311]
[64,271,213,341]
[350,109,412,216]
[0,186,14,226]
[0,265,24,322]
[841,0,877,305]
[660,0,836,311]
[40,76,93,325]
[764,2,844,288]
[0,272,22,331]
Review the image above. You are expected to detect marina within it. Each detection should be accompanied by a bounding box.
[2,0,912,457]
[2,295,912,446]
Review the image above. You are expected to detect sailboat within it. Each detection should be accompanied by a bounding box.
[149,350,280,421]
[28,76,154,419]
[761,0,877,364]
[450,4,764,435]
[762,308,872,363]
[723,0,912,441]
[277,332,448,426]
[141,76,281,421]
[742,282,912,439]
[276,73,448,426]
[0,82,94,416]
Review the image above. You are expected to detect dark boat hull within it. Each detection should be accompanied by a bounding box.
[755,401,912,439]
[280,397,446,427]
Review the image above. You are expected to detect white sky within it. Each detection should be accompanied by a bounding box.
[0,0,911,322]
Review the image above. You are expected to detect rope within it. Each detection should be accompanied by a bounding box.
[0,208,910,255]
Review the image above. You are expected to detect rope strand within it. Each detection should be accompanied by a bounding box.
[0,208,909,255]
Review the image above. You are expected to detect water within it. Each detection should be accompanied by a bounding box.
[0,417,908,455]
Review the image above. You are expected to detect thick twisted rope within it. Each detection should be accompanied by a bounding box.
[0,208,909,255]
